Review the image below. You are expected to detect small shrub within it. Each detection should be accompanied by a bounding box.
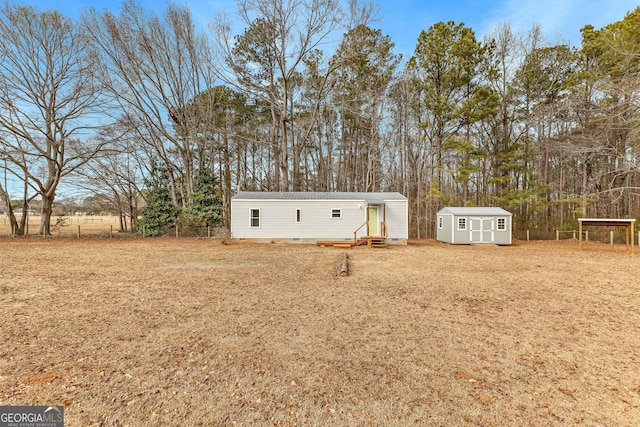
[213,227,232,245]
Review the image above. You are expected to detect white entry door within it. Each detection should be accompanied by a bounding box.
[470,217,494,243]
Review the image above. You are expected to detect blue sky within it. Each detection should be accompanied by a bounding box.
[379,0,638,54]
[26,0,639,57]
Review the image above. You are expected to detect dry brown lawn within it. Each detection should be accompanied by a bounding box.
[0,238,639,426]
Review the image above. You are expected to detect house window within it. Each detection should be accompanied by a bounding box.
[331,208,342,218]
[497,217,506,231]
[438,216,444,229]
[457,217,467,230]
[296,209,301,223]
[250,209,260,227]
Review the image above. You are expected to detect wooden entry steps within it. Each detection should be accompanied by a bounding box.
[366,237,388,248]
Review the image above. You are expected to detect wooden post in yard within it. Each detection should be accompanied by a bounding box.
[578,220,582,250]
[625,226,629,252]
[77,225,81,238]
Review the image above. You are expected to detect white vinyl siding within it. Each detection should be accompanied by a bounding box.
[230,193,408,243]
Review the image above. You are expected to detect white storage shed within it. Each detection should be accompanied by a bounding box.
[436,207,513,245]
[231,192,408,245]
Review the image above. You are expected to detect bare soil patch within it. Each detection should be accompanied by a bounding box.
[1,238,639,426]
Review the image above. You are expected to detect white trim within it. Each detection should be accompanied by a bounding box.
[497,217,506,231]
[457,217,467,231]
[250,208,260,228]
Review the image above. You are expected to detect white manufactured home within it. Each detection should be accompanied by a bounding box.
[231,192,408,245]
[436,207,513,245]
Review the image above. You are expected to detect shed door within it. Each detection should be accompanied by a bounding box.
[470,218,482,242]
[482,218,494,243]
[470,217,494,243]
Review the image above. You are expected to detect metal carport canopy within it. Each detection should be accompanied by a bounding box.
[578,218,636,253]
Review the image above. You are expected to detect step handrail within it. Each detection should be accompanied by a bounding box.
[353,221,367,244]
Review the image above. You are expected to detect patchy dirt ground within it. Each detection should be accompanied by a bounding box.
[0,238,639,426]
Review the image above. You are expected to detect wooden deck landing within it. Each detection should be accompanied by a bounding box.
[316,236,387,249]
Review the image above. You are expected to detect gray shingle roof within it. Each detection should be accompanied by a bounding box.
[232,191,406,204]
[438,207,512,216]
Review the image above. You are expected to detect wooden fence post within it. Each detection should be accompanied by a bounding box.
[77,225,81,238]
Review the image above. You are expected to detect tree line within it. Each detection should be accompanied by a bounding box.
[0,0,639,237]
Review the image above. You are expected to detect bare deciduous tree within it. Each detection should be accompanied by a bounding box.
[213,0,344,191]
[0,4,105,235]
[82,1,218,207]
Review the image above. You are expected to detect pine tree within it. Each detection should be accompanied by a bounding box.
[137,164,178,237]
[184,169,224,228]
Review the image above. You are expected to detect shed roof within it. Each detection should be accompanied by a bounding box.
[232,191,406,204]
[438,206,512,216]
[578,218,635,227]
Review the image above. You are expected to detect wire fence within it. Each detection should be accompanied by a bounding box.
[0,215,225,239]
[517,228,636,245]
[1,215,636,247]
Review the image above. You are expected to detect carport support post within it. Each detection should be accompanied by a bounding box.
[579,220,583,250]
[624,227,629,252]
